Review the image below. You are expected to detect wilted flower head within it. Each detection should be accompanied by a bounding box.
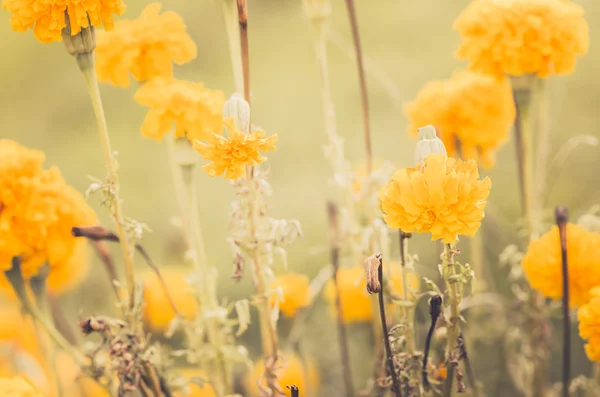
[245,352,320,397]
[406,71,515,167]
[270,273,311,317]
[380,153,490,243]
[454,0,589,78]
[141,268,198,332]
[1,0,125,43]
[95,3,197,87]
[0,140,96,283]
[0,377,44,396]
[522,223,600,307]
[578,287,600,363]
[193,117,278,180]
[134,77,225,143]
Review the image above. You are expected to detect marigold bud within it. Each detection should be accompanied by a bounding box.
[223,93,250,134]
[414,125,447,165]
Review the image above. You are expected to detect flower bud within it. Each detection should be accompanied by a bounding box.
[223,93,250,134]
[303,0,332,21]
[414,125,447,165]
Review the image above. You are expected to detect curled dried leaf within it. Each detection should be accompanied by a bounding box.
[364,253,382,294]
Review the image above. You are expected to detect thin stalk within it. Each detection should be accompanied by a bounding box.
[458,333,479,397]
[556,206,570,397]
[221,0,244,93]
[287,385,299,397]
[470,228,486,292]
[534,80,550,209]
[376,257,402,397]
[398,231,414,353]
[77,53,136,313]
[423,295,442,388]
[165,137,192,249]
[237,0,250,104]
[442,243,461,396]
[48,293,79,346]
[327,203,355,397]
[343,0,372,174]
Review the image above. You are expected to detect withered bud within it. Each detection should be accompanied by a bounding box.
[555,205,569,226]
[364,253,383,294]
[79,317,102,335]
[232,253,245,282]
[429,295,443,321]
[61,12,96,60]
[302,0,332,21]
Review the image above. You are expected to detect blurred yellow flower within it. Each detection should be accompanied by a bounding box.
[388,263,421,298]
[0,306,41,360]
[174,368,216,397]
[193,118,278,180]
[142,268,198,331]
[270,273,311,317]
[1,0,125,43]
[405,71,515,167]
[0,140,96,289]
[96,3,197,87]
[135,78,225,143]
[245,352,319,397]
[46,239,90,295]
[454,0,589,78]
[380,154,491,243]
[578,287,600,363]
[522,223,600,307]
[323,266,372,323]
[0,377,44,396]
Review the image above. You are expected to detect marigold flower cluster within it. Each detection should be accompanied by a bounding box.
[521,223,600,308]
[0,140,96,288]
[405,71,515,167]
[380,154,491,243]
[270,273,311,317]
[578,287,600,363]
[193,117,278,180]
[135,77,225,143]
[454,0,589,78]
[1,0,125,43]
[95,3,197,87]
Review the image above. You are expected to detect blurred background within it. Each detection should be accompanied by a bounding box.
[1,0,599,395]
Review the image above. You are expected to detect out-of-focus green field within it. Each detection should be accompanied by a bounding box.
[1,0,599,394]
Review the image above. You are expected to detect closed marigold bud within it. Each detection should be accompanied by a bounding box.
[380,154,491,243]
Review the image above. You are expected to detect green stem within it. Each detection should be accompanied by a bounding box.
[77,53,136,315]
[442,243,461,396]
[221,0,244,93]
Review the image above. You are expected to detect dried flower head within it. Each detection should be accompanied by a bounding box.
[578,287,600,363]
[1,0,125,43]
[270,273,311,317]
[245,352,320,397]
[135,77,225,143]
[522,223,600,307]
[193,117,278,180]
[406,71,516,167]
[380,153,491,243]
[0,377,44,396]
[141,268,198,331]
[454,0,589,78]
[95,3,197,87]
[0,140,96,284]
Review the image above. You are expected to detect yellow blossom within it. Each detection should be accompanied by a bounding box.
[1,0,125,43]
[578,287,600,363]
[0,140,96,288]
[174,368,216,397]
[380,154,491,243]
[0,306,41,361]
[454,0,589,78]
[193,117,278,180]
[405,71,515,167]
[95,3,197,87]
[323,266,372,323]
[270,273,311,317]
[245,352,319,397]
[142,268,198,332]
[0,377,44,396]
[522,223,600,307]
[135,77,225,143]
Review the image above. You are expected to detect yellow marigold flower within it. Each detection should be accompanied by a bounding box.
[135,77,225,143]
[95,3,197,87]
[522,223,600,307]
[380,154,491,243]
[0,140,96,289]
[193,117,278,180]
[270,273,311,317]
[454,0,589,78]
[323,266,372,323]
[1,0,125,44]
[174,368,216,397]
[245,352,320,397]
[45,239,90,295]
[0,377,44,396]
[405,71,515,167]
[578,287,600,363]
[141,268,198,331]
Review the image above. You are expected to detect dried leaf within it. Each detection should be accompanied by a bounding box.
[234,299,251,337]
